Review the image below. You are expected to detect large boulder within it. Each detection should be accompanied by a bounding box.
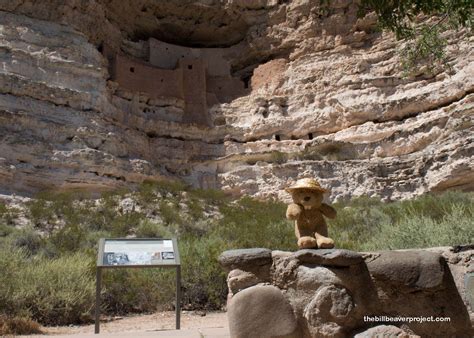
[227,285,298,338]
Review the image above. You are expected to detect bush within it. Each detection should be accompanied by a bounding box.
[135,220,173,238]
[0,246,95,325]
[269,151,288,164]
[329,191,474,251]
[361,204,474,251]
[102,268,176,314]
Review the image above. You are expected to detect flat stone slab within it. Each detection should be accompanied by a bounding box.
[218,248,272,271]
[365,250,445,289]
[294,249,364,266]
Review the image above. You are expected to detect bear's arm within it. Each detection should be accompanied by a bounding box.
[286,203,303,220]
[320,203,337,219]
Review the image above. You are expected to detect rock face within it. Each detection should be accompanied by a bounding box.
[219,247,473,338]
[0,1,473,200]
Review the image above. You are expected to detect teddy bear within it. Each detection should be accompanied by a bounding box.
[285,178,337,249]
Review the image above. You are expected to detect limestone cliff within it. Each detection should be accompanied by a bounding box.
[0,0,472,201]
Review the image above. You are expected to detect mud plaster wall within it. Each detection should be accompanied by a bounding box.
[149,38,230,76]
[113,54,183,100]
[110,39,247,126]
[180,58,210,125]
[207,76,246,103]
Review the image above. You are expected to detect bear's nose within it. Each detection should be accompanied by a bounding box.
[304,196,311,202]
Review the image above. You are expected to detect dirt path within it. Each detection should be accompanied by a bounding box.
[42,311,228,335]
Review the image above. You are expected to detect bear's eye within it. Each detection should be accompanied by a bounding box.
[304,196,311,201]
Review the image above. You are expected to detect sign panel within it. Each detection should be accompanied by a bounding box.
[95,238,181,334]
[97,238,180,267]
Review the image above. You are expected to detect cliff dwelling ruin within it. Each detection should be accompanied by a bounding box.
[104,39,247,126]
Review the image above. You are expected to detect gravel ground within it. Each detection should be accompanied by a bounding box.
[41,311,228,335]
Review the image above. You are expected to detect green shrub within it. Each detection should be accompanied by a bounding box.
[102,268,176,314]
[178,234,227,309]
[216,197,294,250]
[361,204,474,251]
[10,227,43,255]
[188,188,229,204]
[135,220,173,238]
[0,203,18,225]
[269,151,288,164]
[0,246,95,325]
[329,191,474,251]
[159,201,183,225]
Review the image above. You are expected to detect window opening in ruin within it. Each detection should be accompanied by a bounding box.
[308,133,313,140]
[188,65,193,70]
[97,44,103,53]
[242,75,251,89]
[130,67,135,73]
[275,135,281,141]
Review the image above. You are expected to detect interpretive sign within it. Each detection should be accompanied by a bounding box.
[95,238,181,334]
[99,239,178,267]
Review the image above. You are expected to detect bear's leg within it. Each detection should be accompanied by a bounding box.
[314,232,334,249]
[297,236,318,249]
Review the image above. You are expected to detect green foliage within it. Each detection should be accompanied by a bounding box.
[179,235,227,309]
[399,24,449,75]
[216,197,294,250]
[159,201,183,225]
[1,182,473,332]
[329,191,474,251]
[361,204,474,251]
[0,203,18,225]
[359,0,473,73]
[10,226,43,255]
[187,188,229,205]
[102,268,176,314]
[0,246,95,326]
[135,220,173,238]
[269,151,288,164]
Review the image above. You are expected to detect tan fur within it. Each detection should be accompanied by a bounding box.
[285,188,337,249]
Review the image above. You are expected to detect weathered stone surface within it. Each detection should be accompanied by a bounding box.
[223,248,473,338]
[354,325,420,338]
[365,250,472,337]
[365,250,445,290]
[227,285,297,338]
[227,269,260,294]
[295,249,363,267]
[0,2,473,200]
[218,248,272,271]
[304,285,355,338]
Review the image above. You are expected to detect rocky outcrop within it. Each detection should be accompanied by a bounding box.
[0,1,472,200]
[219,247,474,338]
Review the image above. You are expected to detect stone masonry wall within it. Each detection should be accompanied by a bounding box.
[219,247,474,338]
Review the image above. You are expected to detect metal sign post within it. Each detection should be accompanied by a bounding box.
[95,238,181,334]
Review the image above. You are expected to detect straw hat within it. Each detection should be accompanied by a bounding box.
[285,178,327,193]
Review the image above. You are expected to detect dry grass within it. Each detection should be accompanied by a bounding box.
[0,315,43,335]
